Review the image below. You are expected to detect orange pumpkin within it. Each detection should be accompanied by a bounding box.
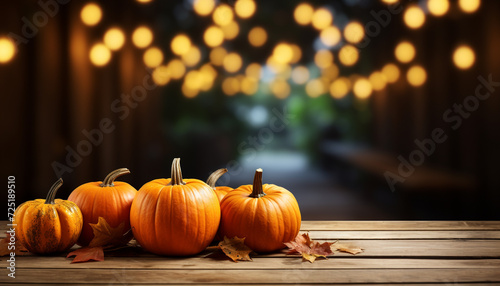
[130,158,221,256]
[219,168,301,253]
[14,179,83,254]
[68,168,137,246]
[206,168,233,202]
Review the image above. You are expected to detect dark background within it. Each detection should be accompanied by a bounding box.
[1,0,499,220]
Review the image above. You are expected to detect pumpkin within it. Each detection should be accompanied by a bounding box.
[68,168,137,246]
[14,178,83,254]
[206,168,233,202]
[130,158,221,256]
[219,168,301,253]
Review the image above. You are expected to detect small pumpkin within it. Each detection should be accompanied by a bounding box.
[219,168,301,253]
[14,179,83,254]
[68,168,137,246]
[130,158,221,256]
[206,168,233,202]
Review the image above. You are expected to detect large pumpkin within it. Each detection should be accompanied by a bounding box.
[68,168,137,246]
[219,168,301,252]
[206,168,233,202]
[130,158,221,256]
[14,179,83,254]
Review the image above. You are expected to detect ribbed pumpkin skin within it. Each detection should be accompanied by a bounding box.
[220,184,301,253]
[130,179,221,256]
[214,186,233,202]
[68,181,136,246]
[14,199,83,254]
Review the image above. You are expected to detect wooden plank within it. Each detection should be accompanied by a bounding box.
[12,256,500,270]
[5,284,500,286]
[301,221,500,231]
[308,230,500,240]
[3,269,500,284]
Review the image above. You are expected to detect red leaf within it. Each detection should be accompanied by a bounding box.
[67,246,104,263]
[88,217,127,247]
[284,233,334,263]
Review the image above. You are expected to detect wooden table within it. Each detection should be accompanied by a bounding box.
[1,221,500,285]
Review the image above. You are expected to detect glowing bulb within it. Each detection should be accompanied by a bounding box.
[132,26,153,49]
[143,47,163,68]
[235,0,256,19]
[103,28,125,51]
[290,44,302,64]
[223,52,243,73]
[221,21,239,40]
[152,65,170,86]
[241,77,259,95]
[453,45,475,70]
[181,46,201,67]
[171,34,191,56]
[248,27,267,47]
[320,26,341,47]
[339,45,359,66]
[136,0,153,3]
[210,47,227,66]
[245,63,262,79]
[344,22,364,44]
[314,49,334,69]
[292,66,310,85]
[182,83,199,98]
[306,79,325,98]
[330,77,350,99]
[311,8,333,30]
[89,43,111,66]
[81,3,102,26]
[382,0,398,3]
[394,41,416,63]
[459,0,480,13]
[353,78,372,99]
[404,6,425,29]
[271,79,291,99]
[193,0,215,16]
[382,63,400,83]
[0,37,16,63]
[273,43,294,64]
[213,4,233,26]
[407,65,427,87]
[222,77,240,96]
[369,71,387,91]
[167,59,186,80]
[294,3,314,26]
[204,26,224,47]
[321,64,339,80]
[428,0,449,16]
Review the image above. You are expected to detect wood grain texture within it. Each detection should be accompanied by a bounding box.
[300,221,500,231]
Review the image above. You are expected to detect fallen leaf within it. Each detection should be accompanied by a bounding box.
[0,231,29,257]
[284,233,333,263]
[88,217,126,247]
[218,236,253,262]
[67,247,104,263]
[333,243,364,255]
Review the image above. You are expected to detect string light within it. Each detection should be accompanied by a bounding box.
[311,8,333,30]
[167,59,186,80]
[235,0,256,19]
[248,27,267,47]
[136,0,153,3]
[273,43,294,64]
[132,26,153,49]
[369,71,387,91]
[453,45,475,70]
[143,47,163,68]
[294,3,314,26]
[81,3,102,26]
[223,52,243,73]
[291,66,310,85]
[104,28,125,51]
[394,41,416,63]
[193,0,215,16]
[204,26,224,47]
[171,34,192,56]
[221,21,239,40]
[407,65,427,87]
[344,22,364,44]
[271,79,291,99]
[321,64,339,81]
[181,45,201,67]
[353,78,372,99]
[330,77,350,99]
[320,26,341,47]
[152,65,170,86]
[0,37,16,63]
[404,6,425,29]
[222,77,240,96]
[89,43,111,66]
[428,0,449,17]
[381,0,398,3]
[314,49,334,69]
[339,45,359,66]
[210,47,227,66]
[240,77,259,95]
[459,0,481,13]
[381,63,400,83]
[306,79,325,98]
[213,4,233,26]
[245,63,262,79]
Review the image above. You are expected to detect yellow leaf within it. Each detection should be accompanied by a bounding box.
[218,236,253,262]
[333,243,364,255]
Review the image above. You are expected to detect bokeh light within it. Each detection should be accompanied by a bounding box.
[132,26,153,49]
[339,45,359,66]
[104,28,125,51]
[246,63,262,79]
[182,83,199,98]
[235,0,256,19]
[428,0,449,16]
[223,52,243,73]
[240,77,259,95]
[382,63,400,83]
[407,65,427,87]
[204,26,224,47]
[213,4,233,26]
[273,43,294,64]
[221,21,239,40]
[152,65,170,86]
[314,49,334,69]
[404,6,425,29]
[453,45,475,70]
[292,66,310,85]
[89,43,111,66]
[271,79,291,99]
[381,0,399,3]
[81,3,102,26]
[330,77,350,99]
[181,45,201,67]
[353,78,372,99]
[193,0,215,16]
[248,27,267,47]
[395,41,416,63]
[171,34,192,56]
[222,77,240,96]
[143,47,164,68]
[167,59,186,80]
[136,0,153,3]
[294,3,314,26]
[320,26,341,47]
[369,71,387,91]
[0,37,16,63]
[322,64,339,80]
[459,0,481,13]
[344,22,365,44]
[210,47,227,66]
[306,79,325,98]
[311,8,333,30]
[290,44,302,64]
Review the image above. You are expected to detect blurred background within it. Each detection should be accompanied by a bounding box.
[1,0,499,220]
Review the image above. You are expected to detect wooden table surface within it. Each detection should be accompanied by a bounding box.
[1,220,500,285]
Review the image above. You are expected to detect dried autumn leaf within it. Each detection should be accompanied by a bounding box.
[218,236,253,262]
[284,233,333,263]
[0,232,29,257]
[333,242,364,255]
[67,247,104,263]
[88,217,126,247]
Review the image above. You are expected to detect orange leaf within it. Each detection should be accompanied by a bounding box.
[333,243,364,255]
[88,217,126,247]
[284,233,333,263]
[0,232,29,257]
[67,247,104,263]
[218,236,253,262]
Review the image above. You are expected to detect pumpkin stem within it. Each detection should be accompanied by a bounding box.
[101,168,130,187]
[206,168,228,189]
[45,178,63,204]
[168,158,186,185]
[250,168,266,198]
